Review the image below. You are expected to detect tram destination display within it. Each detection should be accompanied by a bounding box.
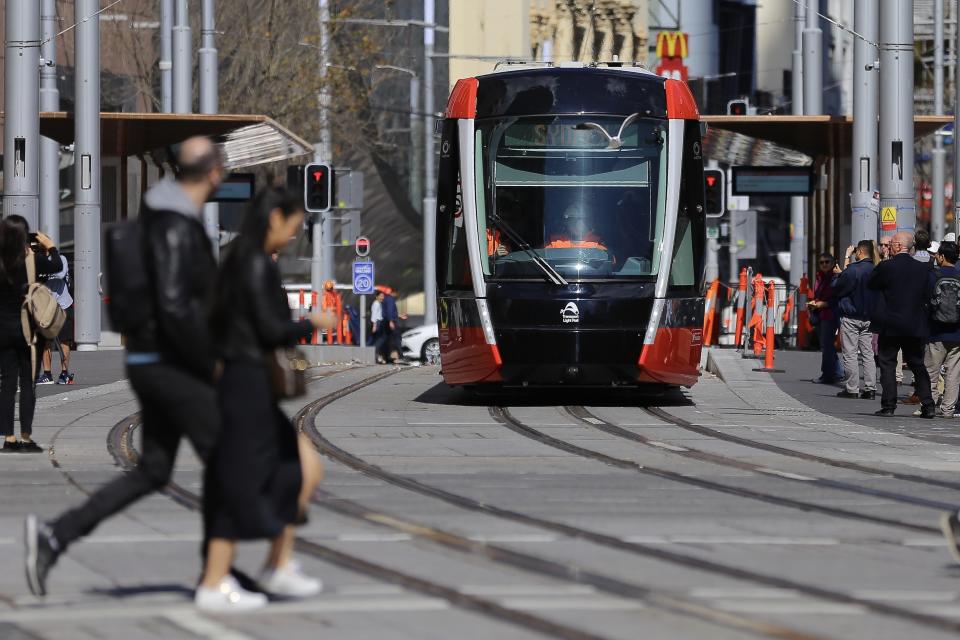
[731,166,813,196]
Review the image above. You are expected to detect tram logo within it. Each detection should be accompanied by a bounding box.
[561,302,580,324]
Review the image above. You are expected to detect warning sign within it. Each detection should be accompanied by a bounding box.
[881,206,897,231]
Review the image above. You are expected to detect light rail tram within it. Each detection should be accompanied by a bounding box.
[435,62,706,389]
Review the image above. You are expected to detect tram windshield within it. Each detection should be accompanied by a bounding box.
[476,114,667,282]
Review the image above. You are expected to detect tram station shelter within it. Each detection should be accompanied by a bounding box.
[30,111,313,346]
[701,114,953,278]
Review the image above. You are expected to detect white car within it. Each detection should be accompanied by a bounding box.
[402,323,439,364]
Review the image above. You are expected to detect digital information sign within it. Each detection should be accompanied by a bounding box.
[731,166,813,196]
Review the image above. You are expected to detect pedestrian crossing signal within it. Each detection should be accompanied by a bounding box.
[704,169,725,216]
[304,163,333,213]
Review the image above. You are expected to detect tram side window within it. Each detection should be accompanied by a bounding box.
[436,120,472,291]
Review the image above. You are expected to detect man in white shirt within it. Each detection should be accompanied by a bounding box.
[370,291,386,363]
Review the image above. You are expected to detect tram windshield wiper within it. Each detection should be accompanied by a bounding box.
[489,214,568,286]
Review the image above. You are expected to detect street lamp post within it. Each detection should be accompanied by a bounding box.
[374,65,423,231]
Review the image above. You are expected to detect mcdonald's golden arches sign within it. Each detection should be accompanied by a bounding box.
[656,31,689,59]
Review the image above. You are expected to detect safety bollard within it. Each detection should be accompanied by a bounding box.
[754,280,784,372]
[311,291,320,345]
[733,268,747,348]
[796,274,810,349]
[702,278,719,346]
[749,274,765,357]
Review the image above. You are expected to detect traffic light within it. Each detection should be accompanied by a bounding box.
[304,163,333,213]
[726,99,749,116]
[704,169,725,216]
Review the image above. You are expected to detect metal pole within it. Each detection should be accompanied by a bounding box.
[879,0,916,232]
[851,0,879,242]
[956,0,960,235]
[423,0,438,325]
[802,0,823,115]
[200,0,219,257]
[789,0,806,289]
[313,0,332,294]
[74,0,100,351]
[172,0,191,114]
[704,237,719,282]
[4,0,41,229]
[40,0,60,245]
[160,0,173,112]
[410,73,423,215]
[933,0,947,240]
[360,295,367,351]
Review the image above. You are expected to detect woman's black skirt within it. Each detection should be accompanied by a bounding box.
[204,361,301,540]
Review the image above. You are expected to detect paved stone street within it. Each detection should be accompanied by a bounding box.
[2,349,960,639]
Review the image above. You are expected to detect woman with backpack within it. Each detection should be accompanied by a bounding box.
[0,217,64,453]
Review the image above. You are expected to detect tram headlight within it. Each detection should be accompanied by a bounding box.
[644,298,665,345]
[476,299,497,345]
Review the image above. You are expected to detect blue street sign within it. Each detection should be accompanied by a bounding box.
[353,261,375,295]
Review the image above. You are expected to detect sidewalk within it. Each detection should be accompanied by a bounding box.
[702,347,960,472]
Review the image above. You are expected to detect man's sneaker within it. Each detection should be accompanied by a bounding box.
[940,512,960,564]
[35,373,54,385]
[55,372,75,385]
[195,575,267,612]
[24,515,60,596]
[259,562,322,598]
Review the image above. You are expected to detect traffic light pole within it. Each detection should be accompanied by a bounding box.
[313,0,333,295]
[932,0,947,241]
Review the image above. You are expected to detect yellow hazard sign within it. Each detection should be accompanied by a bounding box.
[880,206,897,231]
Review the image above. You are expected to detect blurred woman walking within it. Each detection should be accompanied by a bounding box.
[197,187,329,612]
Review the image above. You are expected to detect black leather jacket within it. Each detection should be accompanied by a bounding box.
[125,183,217,381]
[213,251,312,363]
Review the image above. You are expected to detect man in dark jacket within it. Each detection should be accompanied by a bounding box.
[25,137,225,596]
[834,240,876,399]
[868,231,936,418]
[924,241,960,418]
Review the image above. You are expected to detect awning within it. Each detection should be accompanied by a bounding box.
[35,112,313,168]
[701,115,953,158]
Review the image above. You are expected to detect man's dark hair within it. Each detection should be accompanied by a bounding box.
[938,241,959,264]
[915,228,931,251]
[856,240,873,255]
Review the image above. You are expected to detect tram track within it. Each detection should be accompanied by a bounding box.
[97,367,614,640]
[642,405,960,493]
[290,372,960,636]
[491,406,939,535]
[560,405,958,512]
[58,365,960,637]
[97,367,837,640]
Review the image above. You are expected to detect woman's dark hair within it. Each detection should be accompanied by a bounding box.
[0,218,28,284]
[915,228,931,251]
[211,186,304,332]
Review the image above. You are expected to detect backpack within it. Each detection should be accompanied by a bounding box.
[20,253,67,343]
[931,276,960,324]
[103,221,154,333]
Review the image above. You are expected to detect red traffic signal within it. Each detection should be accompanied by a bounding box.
[304,162,333,213]
[704,169,725,216]
[705,174,718,188]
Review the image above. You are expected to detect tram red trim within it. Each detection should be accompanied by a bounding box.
[638,328,701,387]
[446,78,479,119]
[664,79,699,120]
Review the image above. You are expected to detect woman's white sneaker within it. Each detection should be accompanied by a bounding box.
[259,563,322,598]
[195,575,267,612]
